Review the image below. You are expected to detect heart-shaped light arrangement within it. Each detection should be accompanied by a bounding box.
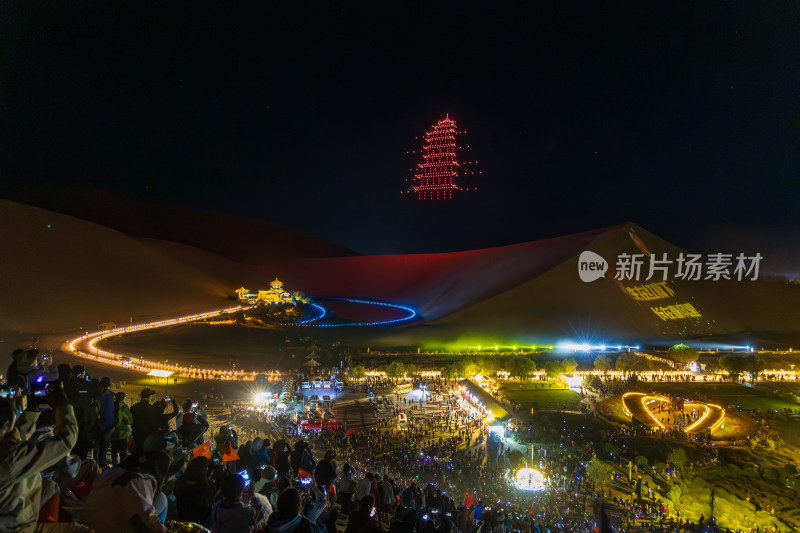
[622,392,725,434]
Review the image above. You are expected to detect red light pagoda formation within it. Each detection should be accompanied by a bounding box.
[409,115,462,200]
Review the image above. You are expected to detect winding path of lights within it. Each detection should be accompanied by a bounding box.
[66,297,418,379]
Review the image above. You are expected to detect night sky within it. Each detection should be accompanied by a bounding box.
[2,1,799,260]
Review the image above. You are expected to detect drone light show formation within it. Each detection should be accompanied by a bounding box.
[406,114,480,200]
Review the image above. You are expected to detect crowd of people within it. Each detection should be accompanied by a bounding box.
[2,348,768,532]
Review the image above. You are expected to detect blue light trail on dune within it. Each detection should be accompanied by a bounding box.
[312,297,417,327]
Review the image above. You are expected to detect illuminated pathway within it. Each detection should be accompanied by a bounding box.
[66,306,261,380]
[66,298,418,380]
[622,392,725,434]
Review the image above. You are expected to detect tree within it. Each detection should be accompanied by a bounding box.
[586,458,615,492]
[667,448,688,474]
[456,359,477,378]
[668,343,698,365]
[615,353,635,373]
[562,358,579,374]
[718,355,747,382]
[664,483,683,513]
[404,363,421,379]
[348,366,366,381]
[746,355,766,380]
[385,361,406,382]
[477,356,501,376]
[440,364,458,381]
[508,357,536,379]
[594,355,612,373]
[583,375,602,390]
[543,360,564,379]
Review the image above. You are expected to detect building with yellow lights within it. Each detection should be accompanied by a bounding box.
[236,278,294,305]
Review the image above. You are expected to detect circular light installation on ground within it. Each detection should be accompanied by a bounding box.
[514,468,545,491]
[299,303,327,324]
[313,298,417,327]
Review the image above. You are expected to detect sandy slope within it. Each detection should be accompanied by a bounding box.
[0,200,229,339]
[3,199,799,351]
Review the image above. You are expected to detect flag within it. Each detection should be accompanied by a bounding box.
[463,490,473,508]
[530,501,536,515]
[192,442,212,459]
[222,443,240,462]
[298,468,312,478]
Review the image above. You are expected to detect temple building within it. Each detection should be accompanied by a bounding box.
[236,278,294,305]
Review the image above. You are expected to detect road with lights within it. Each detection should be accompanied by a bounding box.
[66,297,418,380]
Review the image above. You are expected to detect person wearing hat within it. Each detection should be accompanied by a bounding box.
[0,382,79,532]
[7,348,58,396]
[111,391,133,465]
[7,349,39,390]
[130,388,159,455]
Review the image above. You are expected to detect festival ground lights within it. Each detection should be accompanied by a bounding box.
[621,392,725,434]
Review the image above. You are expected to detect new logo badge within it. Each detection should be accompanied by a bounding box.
[578,251,608,282]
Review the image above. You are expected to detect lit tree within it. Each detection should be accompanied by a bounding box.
[457,359,478,378]
[508,358,536,379]
[615,353,635,373]
[348,366,366,381]
[586,458,615,492]
[440,364,458,380]
[404,363,421,379]
[544,361,564,379]
[594,355,612,373]
[667,448,688,474]
[668,343,698,365]
[562,358,579,374]
[385,361,406,382]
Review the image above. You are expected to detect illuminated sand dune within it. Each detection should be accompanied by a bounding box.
[622,392,725,434]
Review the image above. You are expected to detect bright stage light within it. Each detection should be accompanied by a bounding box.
[514,468,545,491]
[253,392,270,405]
[489,425,505,438]
[147,369,173,378]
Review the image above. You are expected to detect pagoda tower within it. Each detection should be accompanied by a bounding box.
[412,114,461,200]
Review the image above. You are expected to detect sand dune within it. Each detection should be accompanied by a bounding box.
[3,199,799,347]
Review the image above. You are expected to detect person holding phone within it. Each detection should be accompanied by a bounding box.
[0,382,78,532]
[211,473,263,533]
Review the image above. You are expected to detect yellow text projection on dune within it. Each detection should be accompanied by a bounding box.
[621,392,724,434]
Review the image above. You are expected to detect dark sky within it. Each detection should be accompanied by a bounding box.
[2,1,799,259]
